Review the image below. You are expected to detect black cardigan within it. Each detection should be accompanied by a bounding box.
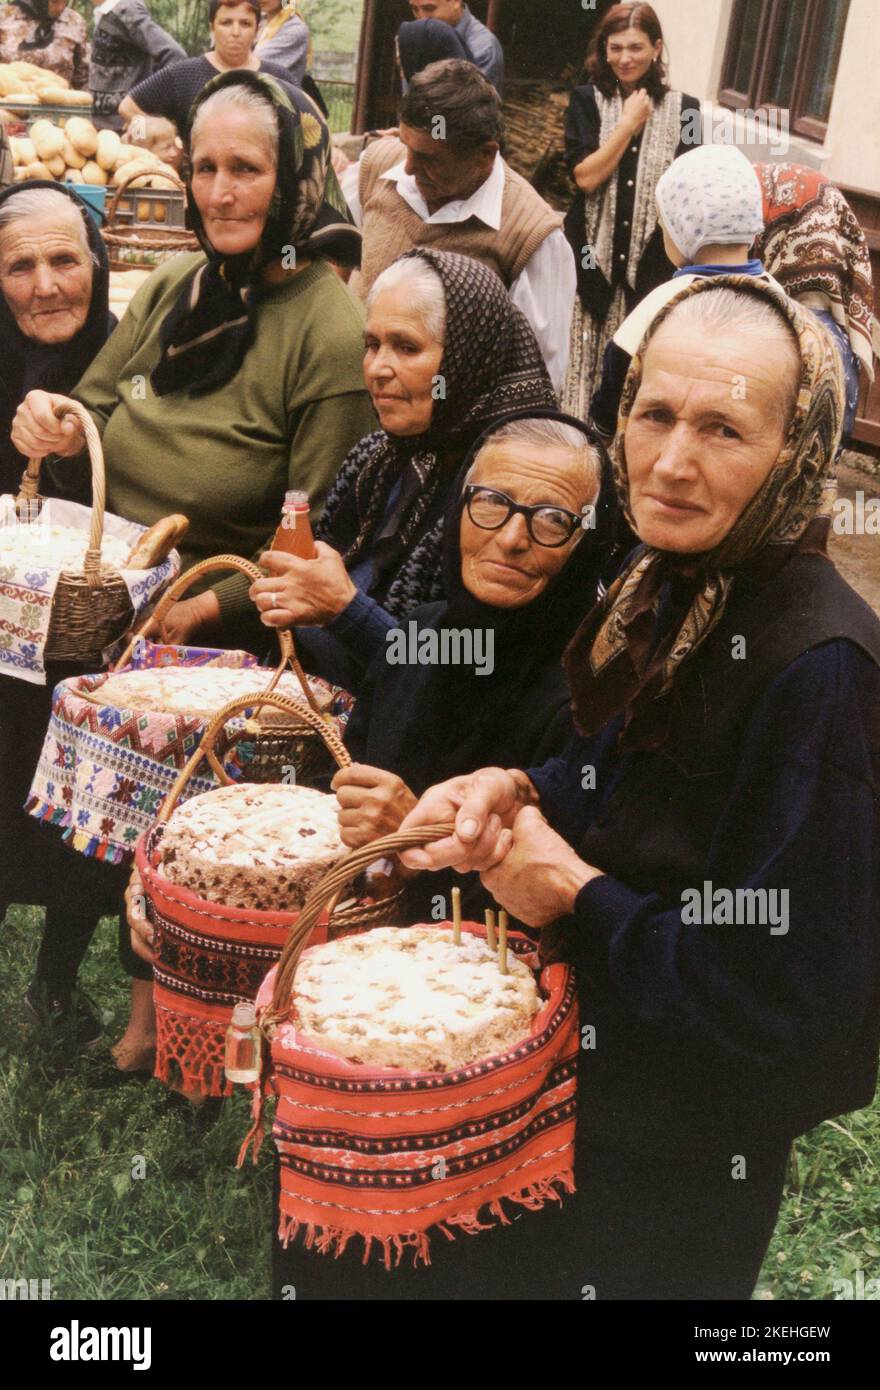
[533,554,880,1155]
[563,83,702,320]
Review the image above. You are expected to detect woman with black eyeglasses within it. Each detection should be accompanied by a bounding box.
[329,412,618,882]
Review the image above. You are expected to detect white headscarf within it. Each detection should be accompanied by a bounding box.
[655,144,764,263]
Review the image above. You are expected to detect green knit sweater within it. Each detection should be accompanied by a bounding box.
[60,252,376,633]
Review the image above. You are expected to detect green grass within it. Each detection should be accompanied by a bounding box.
[1,899,876,1300]
[0,905,272,1301]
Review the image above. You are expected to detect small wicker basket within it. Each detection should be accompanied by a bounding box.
[14,400,137,665]
[155,689,405,935]
[102,169,198,270]
[138,692,406,1096]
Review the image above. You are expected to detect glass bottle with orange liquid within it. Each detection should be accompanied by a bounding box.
[271,489,316,559]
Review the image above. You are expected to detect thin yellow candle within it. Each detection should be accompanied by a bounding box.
[485,909,497,952]
[451,886,462,946]
[498,910,508,974]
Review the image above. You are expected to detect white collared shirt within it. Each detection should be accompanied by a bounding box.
[341,153,575,394]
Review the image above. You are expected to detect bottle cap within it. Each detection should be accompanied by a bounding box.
[283,490,310,509]
[231,1001,257,1027]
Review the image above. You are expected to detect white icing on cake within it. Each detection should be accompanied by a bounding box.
[0,519,130,569]
[292,925,540,1071]
[161,783,344,911]
[98,666,330,716]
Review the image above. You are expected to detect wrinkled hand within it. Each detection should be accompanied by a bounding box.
[622,89,653,135]
[397,768,527,874]
[332,763,418,849]
[158,590,220,646]
[250,542,356,628]
[11,390,85,460]
[480,805,599,928]
[125,866,155,966]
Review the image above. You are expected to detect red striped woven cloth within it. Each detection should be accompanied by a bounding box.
[250,924,579,1269]
[137,825,330,1097]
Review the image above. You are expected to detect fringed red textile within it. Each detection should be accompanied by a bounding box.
[137,826,329,1098]
[254,925,579,1269]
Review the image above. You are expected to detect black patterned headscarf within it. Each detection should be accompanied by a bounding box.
[17,0,55,49]
[151,69,360,399]
[317,247,558,613]
[564,274,844,749]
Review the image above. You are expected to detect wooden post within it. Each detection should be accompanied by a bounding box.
[486,0,505,34]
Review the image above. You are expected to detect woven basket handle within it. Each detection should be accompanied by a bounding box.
[264,821,456,1027]
[158,688,351,822]
[112,552,317,713]
[106,167,186,225]
[16,400,106,589]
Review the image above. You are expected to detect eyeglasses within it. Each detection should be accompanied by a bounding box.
[463,485,585,548]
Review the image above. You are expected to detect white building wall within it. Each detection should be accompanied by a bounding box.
[650,0,880,194]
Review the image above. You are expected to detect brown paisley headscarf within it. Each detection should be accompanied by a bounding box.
[564,273,844,747]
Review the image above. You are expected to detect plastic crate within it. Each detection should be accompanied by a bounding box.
[0,101,95,127]
[108,186,187,231]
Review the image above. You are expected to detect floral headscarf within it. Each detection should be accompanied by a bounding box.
[564,273,844,748]
[151,69,360,398]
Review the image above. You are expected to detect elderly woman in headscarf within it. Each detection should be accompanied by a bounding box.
[13,70,375,655]
[249,247,561,691]
[396,277,880,1301]
[11,70,376,1069]
[0,182,115,494]
[754,162,880,443]
[0,0,88,90]
[0,181,118,1048]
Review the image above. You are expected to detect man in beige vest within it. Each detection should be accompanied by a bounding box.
[341,60,575,393]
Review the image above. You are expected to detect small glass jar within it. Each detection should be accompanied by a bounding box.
[224,1001,262,1085]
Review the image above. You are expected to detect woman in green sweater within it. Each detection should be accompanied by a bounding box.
[11,69,374,1072]
[12,69,375,653]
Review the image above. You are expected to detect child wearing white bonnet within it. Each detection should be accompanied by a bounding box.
[590,143,779,439]
[655,144,765,266]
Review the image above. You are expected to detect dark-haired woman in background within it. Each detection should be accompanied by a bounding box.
[561,1,700,419]
[118,0,293,137]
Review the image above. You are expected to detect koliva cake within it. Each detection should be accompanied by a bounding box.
[160,783,344,912]
[291,926,541,1072]
[97,665,332,717]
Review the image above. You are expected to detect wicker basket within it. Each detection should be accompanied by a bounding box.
[14,400,136,665]
[114,553,337,785]
[153,688,406,934]
[137,691,406,1096]
[245,823,580,1269]
[102,169,198,270]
